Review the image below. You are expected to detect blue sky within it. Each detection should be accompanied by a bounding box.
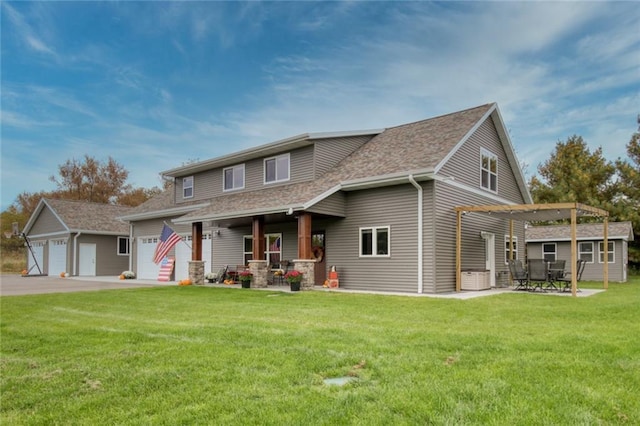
[1,1,638,210]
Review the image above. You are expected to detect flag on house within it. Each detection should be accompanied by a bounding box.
[153,224,182,264]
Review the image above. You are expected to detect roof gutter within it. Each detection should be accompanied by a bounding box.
[408,175,424,294]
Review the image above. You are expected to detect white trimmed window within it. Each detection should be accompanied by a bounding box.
[243,236,253,265]
[265,234,282,264]
[264,154,290,184]
[481,149,498,192]
[504,236,518,264]
[224,164,245,191]
[360,226,390,257]
[117,237,130,256]
[579,242,594,263]
[183,176,194,198]
[542,243,557,262]
[598,241,614,263]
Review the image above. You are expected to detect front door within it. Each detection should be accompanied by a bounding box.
[79,243,96,276]
[312,231,326,286]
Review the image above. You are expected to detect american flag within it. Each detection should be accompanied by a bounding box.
[153,224,182,264]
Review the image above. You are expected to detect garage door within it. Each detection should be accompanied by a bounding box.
[27,240,45,275]
[175,234,212,281]
[48,239,68,276]
[137,237,162,280]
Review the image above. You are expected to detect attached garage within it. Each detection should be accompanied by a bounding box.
[137,236,162,279]
[48,238,68,276]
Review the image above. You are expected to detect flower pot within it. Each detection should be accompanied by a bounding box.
[241,280,251,289]
[289,281,301,292]
[207,279,215,283]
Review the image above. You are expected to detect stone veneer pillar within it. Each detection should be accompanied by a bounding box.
[189,261,205,285]
[292,259,316,290]
[249,260,268,288]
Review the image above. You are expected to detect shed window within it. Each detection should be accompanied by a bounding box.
[224,164,245,191]
[579,242,594,263]
[481,149,498,192]
[360,226,390,257]
[117,237,130,256]
[183,176,194,199]
[265,154,290,184]
[542,243,556,262]
[598,241,614,263]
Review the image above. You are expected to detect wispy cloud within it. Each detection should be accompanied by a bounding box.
[2,2,57,57]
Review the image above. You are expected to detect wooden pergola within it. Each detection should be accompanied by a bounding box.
[455,202,609,297]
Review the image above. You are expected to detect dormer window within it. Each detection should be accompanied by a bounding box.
[183,176,194,198]
[480,149,497,192]
[224,164,245,191]
[264,153,290,184]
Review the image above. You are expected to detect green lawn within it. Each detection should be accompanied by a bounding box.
[2,280,639,425]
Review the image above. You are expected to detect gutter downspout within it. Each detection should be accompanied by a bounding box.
[73,232,82,276]
[408,175,424,294]
[129,224,134,272]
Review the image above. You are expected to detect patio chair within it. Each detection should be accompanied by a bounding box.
[545,260,566,291]
[508,259,529,291]
[212,265,228,283]
[527,259,548,292]
[558,259,587,292]
[271,260,290,286]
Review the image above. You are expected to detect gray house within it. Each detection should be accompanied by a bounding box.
[526,222,634,283]
[22,199,133,276]
[122,102,533,293]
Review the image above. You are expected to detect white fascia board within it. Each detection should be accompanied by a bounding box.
[118,203,210,222]
[340,169,434,191]
[526,235,627,243]
[172,205,301,224]
[24,231,70,239]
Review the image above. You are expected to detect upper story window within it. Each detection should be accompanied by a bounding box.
[360,226,390,257]
[480,149,497,192]
[224,164,245,192]
[183,176,194,198]
[117,237,130,256]
[542,243,557,262]
[264,153,290,184]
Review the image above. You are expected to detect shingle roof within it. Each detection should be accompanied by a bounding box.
[526,222,635,242]
[174,103,495,223]
[44,199,133,234]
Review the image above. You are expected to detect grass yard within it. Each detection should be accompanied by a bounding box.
[2,280,639,425]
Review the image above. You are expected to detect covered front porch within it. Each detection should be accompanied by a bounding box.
[182,210,330,289]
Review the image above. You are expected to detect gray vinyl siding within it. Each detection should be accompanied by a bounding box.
[439,117,526,204]
[314,136,374,178]
[175,146,316,203]
[434,181,525,292]
[306,192,346,217]
[29,207,66,236]
[74,234,130,276]
[526,240,627,282]
[326,184,422,293]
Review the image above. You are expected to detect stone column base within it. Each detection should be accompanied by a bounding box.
[189,261,205,285]
[292,259,316,290]
[248,260,268,288]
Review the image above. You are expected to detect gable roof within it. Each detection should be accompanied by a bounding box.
[118,183,211,221]
[526,221,635,242]
[24,198,134,236]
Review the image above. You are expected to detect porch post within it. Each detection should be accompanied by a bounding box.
[297,212,312,260]
[189,221,204,285]
[252,216,265,261]
[192,222,202,261]
[570,208,578,297]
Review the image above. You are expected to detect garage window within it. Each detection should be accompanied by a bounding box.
[118,237,130,255]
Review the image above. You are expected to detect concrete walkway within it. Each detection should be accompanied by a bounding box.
[0,274,604,298]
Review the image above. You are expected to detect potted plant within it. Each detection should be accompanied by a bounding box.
[238,270,253,288]
[284,270,303,292]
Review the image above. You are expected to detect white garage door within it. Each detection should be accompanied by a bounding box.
[27,240,45,275]
[48,239,68,276]
[175,234,212,281]
[137,237,162,280]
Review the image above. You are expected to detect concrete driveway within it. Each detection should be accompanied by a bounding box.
[0,274,171,296]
